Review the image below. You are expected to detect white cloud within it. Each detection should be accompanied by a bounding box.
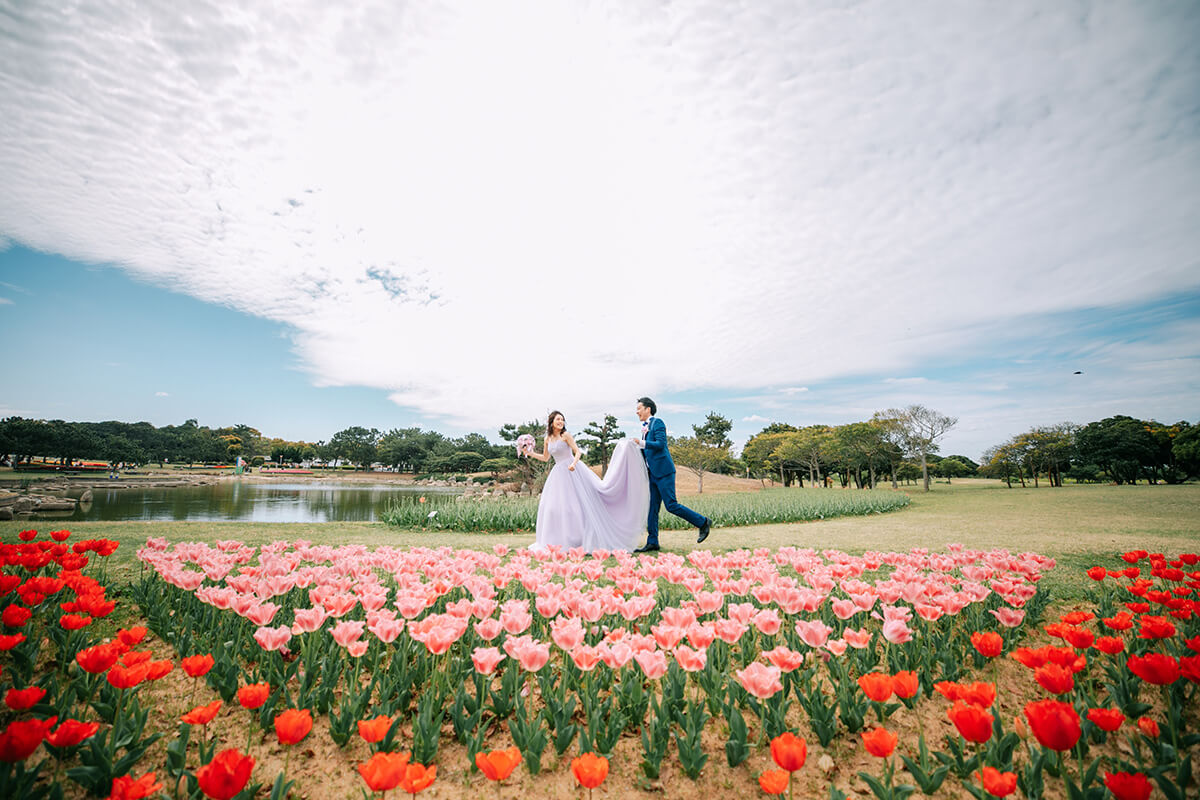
[155,391,169,397]
[743,414,771,423]
[0,2,1197,429]
[883,377,929,386]
[780,387,808,395]
[0,297,12,305]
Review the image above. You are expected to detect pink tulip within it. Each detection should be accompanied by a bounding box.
[571,645,603,672]
[474,617,502,641]
[727,602,756,625]
[695,590,724,615]
[674,645,708,672]
[652,623,685,650]
[472,597,497,619]
[882,619,913,644]
[763,646,805,672]
[472,646,505,675]
[634,649,669,679]
[825,638,848,656]
[600,641,633,669]
[534,594,562,617]
[424,625,459,655]
[253,625,292,652]
[244,602,280,627]
[514,640,551,672]
[990,607,1026,627]
[395,594,428,619]
[686,622,716,650]
[291,607,327,634]
[914,603,945,622]
[794,619,833,649]
[500,609,532,635]
[736,662,783,699]
[346,640,369,657]
[831,599,859,620]
[323,593,358,617]
[551,618,585,651]
[843,628,872,649]
[753,609,783,636]
[714,618,748,644]
[661,606,698,630]
[331,620,366,647]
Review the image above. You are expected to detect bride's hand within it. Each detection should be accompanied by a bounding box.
[568,464,575,471]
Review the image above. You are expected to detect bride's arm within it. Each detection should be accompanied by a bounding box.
[565,433,582,471]
[525,438,550,462]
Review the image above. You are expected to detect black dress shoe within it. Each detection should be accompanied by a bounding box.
[634,544,660,553]
[697,519,711,544]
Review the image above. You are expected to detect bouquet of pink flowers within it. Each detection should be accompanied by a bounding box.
[515,434,535,457]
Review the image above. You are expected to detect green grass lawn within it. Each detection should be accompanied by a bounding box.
[4,479,1196,599]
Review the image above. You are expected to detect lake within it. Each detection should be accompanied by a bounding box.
[58,481,460,523]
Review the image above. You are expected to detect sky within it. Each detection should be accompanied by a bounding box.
[1,0,1198,461]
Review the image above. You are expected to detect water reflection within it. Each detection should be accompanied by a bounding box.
[64,481,458,523]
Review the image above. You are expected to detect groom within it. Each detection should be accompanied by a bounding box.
[633,397,711,552]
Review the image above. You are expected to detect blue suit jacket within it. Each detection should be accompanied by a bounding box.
[641,417,675,480]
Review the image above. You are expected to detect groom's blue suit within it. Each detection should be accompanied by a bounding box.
[641,417,707,547]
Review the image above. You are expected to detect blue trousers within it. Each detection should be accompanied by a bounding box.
[645,471,707,546]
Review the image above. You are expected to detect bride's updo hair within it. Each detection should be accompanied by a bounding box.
[546,410,566,439]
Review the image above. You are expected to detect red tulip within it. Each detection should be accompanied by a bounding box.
[572,752,609,788]
[196,748,255,800]
[109,771,165,800]
[0,633,27,651]
[397,762,437,795]
[117,626,148,647]
[1086,708,1125,732]
[1128,652,1179,685]
[770,731,807,771]
[971,631,1003,658]
[2,605,31,628]
[59,614,93,630]
[862,727,898,758]
[1023,699,1081,751]
[980,766,1017,797]
[857,672,894,702]
[1137,717,1159,738]
[1095,636,1125,655]
[759,768,790,794]
[1063,627,1094,650]
[76,643,120,674]
[5,686,46,711]
[274,708,312,745]
[236,682,270,710]
[357,715,392,744]
[1034,663,1075,695]
[1104,771,1152,800]
[475,746,521,781]
[0,716,55,761]
[182,700,223,726]
[182,654,215,678]
[1086,566,1106,581]
[357,750,411,792]
[45,719,100,748]
[891,671,919,700]
[959,681,996,708]
[947,701,994,744]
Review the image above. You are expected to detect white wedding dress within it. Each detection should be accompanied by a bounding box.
[530,438,649,553]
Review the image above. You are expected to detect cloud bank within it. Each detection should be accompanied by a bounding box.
[1,1,1197,430]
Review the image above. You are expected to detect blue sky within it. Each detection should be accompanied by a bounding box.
[1,1,1198,460]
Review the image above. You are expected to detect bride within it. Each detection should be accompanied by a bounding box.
[523,410,649,553]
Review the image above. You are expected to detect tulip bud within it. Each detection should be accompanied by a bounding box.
[1013,714,1030,740]
[818,754,836,774]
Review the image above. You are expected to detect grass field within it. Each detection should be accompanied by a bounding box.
[4,479,1196,599]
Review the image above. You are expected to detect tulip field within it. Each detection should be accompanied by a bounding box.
[0,528,1197,800]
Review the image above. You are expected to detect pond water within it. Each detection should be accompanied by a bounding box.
[58,481,460,523]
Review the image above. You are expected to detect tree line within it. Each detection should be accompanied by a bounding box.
[980,416,1199,486]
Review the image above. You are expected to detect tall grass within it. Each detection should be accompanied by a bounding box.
[381,487,909,532]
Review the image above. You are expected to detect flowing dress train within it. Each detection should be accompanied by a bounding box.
[531,438,649,553]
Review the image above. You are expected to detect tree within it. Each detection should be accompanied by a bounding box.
[577,415,626,477]
[328,426,381,470]
[871,413,908,489]
[1075,416,1155,484]
[1171,424,1200,481]
[936,457,972,483]
[884,405,957,492]
[671,412,733,493]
